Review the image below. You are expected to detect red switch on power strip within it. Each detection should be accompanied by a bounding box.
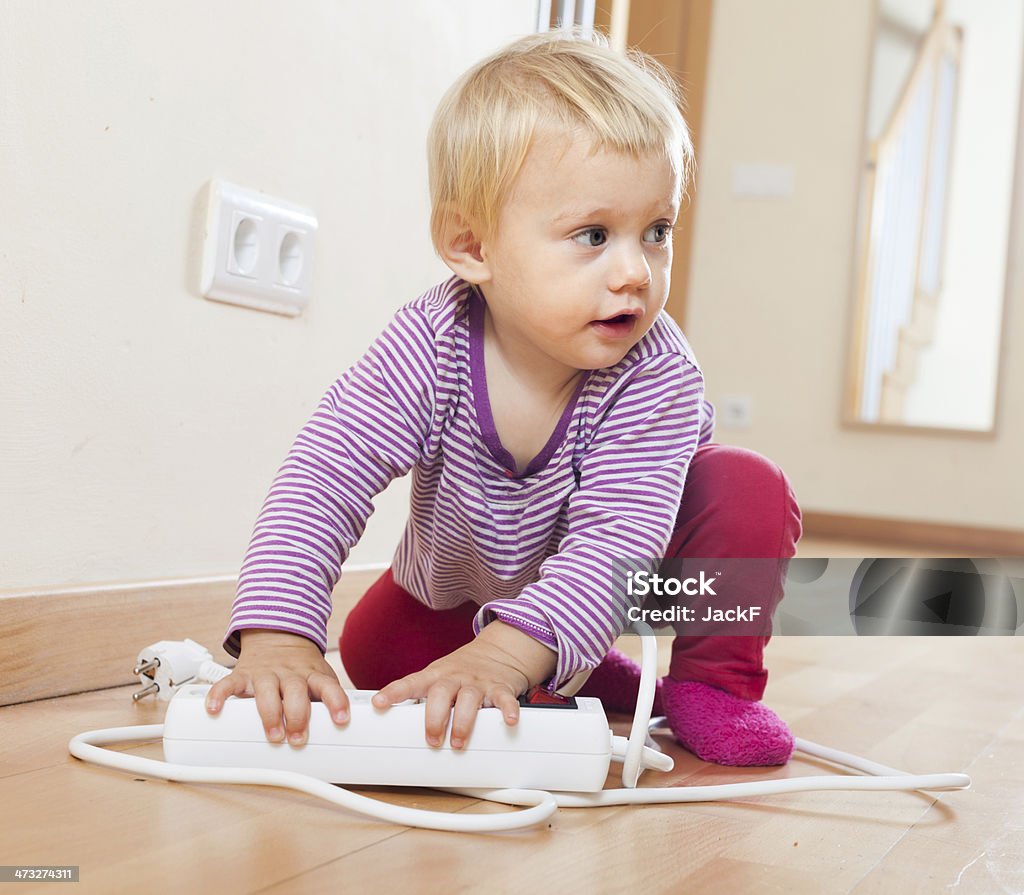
[518,686,578,709]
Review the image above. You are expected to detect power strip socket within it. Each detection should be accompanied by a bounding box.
[164,685,613,792]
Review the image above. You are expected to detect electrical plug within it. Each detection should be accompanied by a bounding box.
[132,639,232,702]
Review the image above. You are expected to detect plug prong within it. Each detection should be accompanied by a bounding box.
[134,658,160,677]
[132,683,159,702]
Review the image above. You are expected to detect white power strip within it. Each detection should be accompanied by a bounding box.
[164,685,614,792]
[71,630,973,833]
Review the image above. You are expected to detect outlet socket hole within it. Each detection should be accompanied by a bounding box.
[232,217,259,276]
[278,231,303,286]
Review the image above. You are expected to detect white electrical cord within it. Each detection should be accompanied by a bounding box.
[69,624,971,832]
[620,623,660,787]
[68,725,557,832]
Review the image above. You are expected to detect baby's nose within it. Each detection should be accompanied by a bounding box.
[610,250,652,291]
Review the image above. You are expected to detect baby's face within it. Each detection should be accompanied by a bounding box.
[478,131,680,378]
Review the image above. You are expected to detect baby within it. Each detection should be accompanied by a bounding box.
[206,31,801,767]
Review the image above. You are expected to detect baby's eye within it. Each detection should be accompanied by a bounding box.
[643,223,673,244]
[572,227,607,248]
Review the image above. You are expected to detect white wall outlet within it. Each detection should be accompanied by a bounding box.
[719,394,754,429]
[731,163,795,199]
[200,180,318,316]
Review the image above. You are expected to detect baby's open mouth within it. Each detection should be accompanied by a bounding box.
[590,311,640,338]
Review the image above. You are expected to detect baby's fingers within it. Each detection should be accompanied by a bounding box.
[372,671,429,709]
[490,686,520,727]
[253,673,287,743]
[308,671,350,725]
[449,685,484,749]
[281,675,312,746]
[205,670,253,714]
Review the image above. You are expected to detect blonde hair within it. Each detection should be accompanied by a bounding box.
[427,30,694,252]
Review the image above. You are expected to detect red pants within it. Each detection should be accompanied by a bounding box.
[340,443,802,701]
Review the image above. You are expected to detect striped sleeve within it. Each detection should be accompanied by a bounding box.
[472,353,705,689]
[223,308,437,657]
[699,398,716,444]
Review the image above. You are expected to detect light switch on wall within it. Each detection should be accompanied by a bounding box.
[719,394,754,429]
[731,164,796,199]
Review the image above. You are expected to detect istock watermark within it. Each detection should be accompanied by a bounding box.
[608,557,1024,637]
[625,569,720,597]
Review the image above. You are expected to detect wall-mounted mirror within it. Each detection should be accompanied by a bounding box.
[845,0,1023,433]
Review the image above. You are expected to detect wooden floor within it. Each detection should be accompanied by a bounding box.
[2,538,1023,894]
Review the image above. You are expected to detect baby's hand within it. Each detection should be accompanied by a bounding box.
[204,629,349,746]
[371,621,556,750]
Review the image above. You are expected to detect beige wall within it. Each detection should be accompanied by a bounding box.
[0,0,536,591]
[685,0,1023,532]
[3,0,1021,596]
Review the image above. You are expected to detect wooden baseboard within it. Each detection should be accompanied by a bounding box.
[801,511,1024,555]
[0,569,383,707]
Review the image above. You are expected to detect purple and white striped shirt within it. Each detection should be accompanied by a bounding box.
[226,276,714,688]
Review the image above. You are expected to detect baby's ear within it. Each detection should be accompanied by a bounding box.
[437,210,491,284]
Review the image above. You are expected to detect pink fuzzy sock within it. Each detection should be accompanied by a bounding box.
[576,649,664,715]
[661,678,794,767]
